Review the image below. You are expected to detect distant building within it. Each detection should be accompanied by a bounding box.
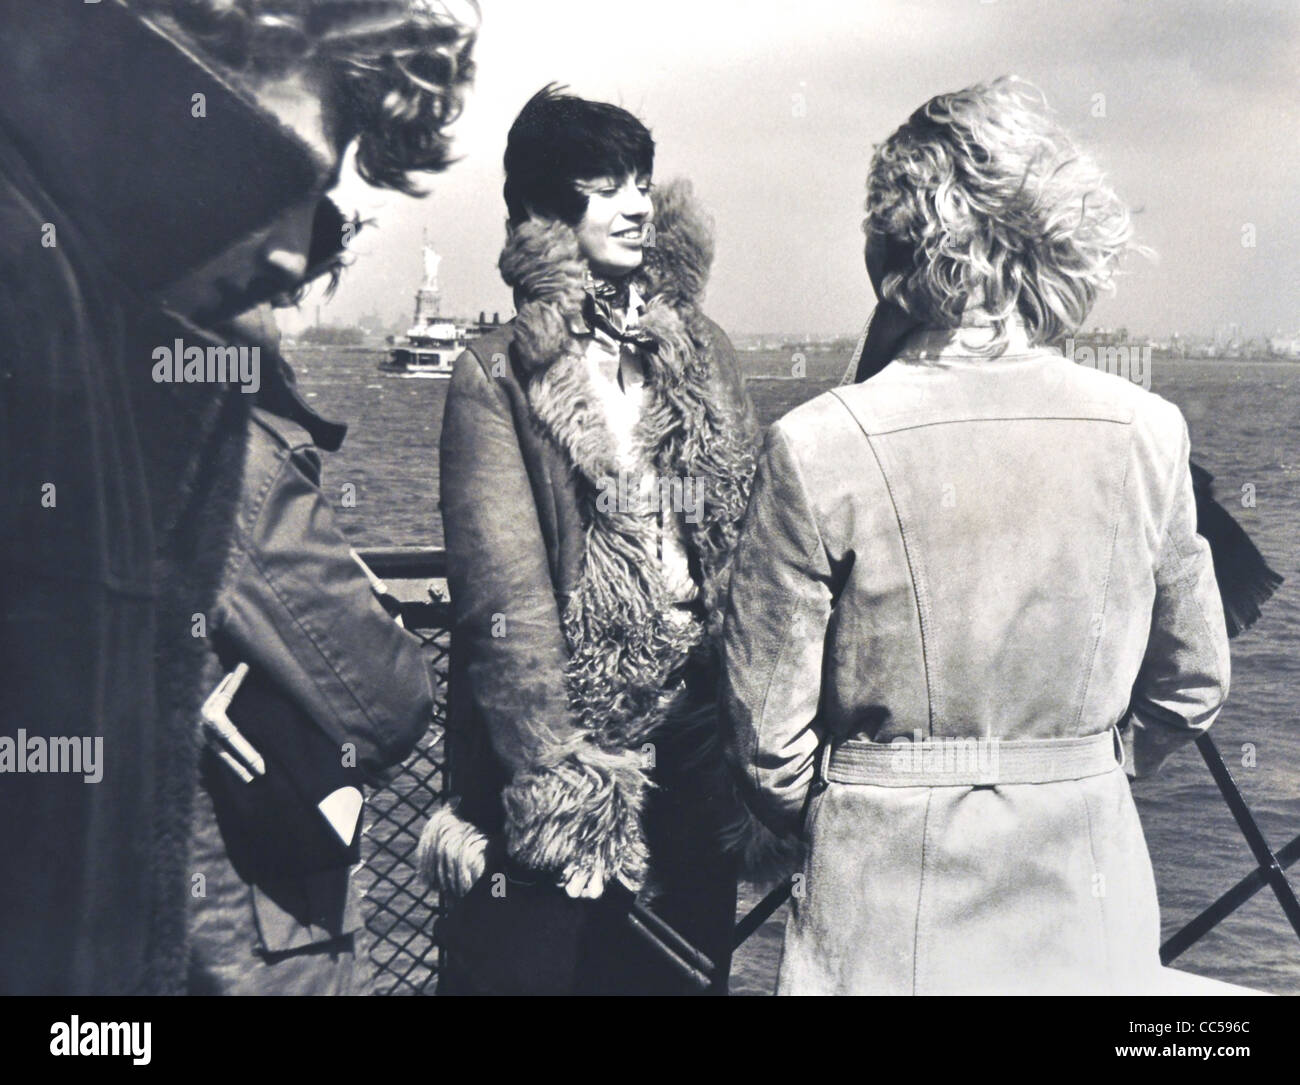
[1267,332,1300,358]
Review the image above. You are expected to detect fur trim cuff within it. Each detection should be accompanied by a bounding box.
[501,740,651,891]
[417,802,491,898]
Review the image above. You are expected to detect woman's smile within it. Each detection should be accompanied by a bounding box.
[574,173,654,278]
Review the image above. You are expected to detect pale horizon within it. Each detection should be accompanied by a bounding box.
[278,0,1300,341]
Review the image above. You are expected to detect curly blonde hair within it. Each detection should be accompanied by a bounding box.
[133,0,478,194]
[864,77,1146,353]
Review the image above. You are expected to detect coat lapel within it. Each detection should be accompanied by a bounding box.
[500,181,751,746]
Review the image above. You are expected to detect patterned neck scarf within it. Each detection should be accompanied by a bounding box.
[579,273,654,347]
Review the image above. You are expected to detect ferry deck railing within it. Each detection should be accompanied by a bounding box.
[355,545,1300,994]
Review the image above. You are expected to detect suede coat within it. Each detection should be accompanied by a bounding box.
[425,182,779,983]
[723,325,1233,995]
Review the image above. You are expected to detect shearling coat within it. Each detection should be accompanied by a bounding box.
[723,324,1232,995]
[423,181,777,989]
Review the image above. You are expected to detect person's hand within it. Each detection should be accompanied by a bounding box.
[561,861,607,900]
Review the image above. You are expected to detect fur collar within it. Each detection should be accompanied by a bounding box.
[419,184,796,901]
[498,176,715,347]
[496,179,754,750]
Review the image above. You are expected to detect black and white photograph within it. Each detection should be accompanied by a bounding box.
[1,0,1298,1054]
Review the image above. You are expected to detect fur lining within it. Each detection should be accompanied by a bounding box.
[478,178,785,887]
[498,179,755,751]
[417,802,491,897]
[145,382,250,993]
[639,179,715,308]
[501,739,650,890]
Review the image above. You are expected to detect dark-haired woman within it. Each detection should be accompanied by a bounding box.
[419,86,781,993]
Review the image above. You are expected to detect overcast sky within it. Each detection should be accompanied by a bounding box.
[282,0,1300,339]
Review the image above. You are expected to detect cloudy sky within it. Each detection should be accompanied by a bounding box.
[283,0,1300,339]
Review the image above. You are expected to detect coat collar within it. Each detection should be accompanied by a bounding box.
[498,178,714,372]
[493,180,754,748]
[895,314,1037,363]
[497,178,723,491]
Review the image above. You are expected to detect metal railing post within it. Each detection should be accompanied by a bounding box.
[1160,734,1300,964]
[354,547,1300,990]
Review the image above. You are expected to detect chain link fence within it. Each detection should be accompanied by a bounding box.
[354,552,450,995]
[352,551,1300,994]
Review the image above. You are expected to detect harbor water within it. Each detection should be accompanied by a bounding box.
[291,344,1300,994]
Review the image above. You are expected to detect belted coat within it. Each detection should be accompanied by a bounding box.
[722,325,1232,994]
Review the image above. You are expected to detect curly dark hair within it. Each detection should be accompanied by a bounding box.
[131,0,478,194]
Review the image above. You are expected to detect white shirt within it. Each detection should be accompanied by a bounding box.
[581,284,698,604]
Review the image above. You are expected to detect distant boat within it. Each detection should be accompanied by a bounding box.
[380,318,465,379]
[379,241,505,379]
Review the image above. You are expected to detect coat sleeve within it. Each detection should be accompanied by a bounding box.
[1126,411,1231,778]
[440,348,650,888]
[698,314,759,447]
[722,421,835,837]
[216,425,435,775]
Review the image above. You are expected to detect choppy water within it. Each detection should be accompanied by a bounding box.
[292,345,1300,994]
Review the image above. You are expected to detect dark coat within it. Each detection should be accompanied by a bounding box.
[187,401,434,994]
[0,7,336,992]
[0,133,248,995]
[422,181,788,988]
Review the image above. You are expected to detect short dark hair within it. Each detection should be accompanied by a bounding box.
[503,83,655,227]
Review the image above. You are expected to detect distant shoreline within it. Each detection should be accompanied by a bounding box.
[739,348,1300,382]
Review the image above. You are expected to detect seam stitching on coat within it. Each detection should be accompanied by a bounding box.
[1159,425,1230,704]
[912,789,935,995]
[860,413,1131,436]
[1075,778,1115,987]
[830,389,935,734]
[1073,425,1134,729]
[748,425,832,801]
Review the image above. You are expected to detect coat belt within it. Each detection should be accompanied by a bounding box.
[822,727,1123,788]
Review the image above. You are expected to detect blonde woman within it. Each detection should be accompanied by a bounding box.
[723,78,1240,994]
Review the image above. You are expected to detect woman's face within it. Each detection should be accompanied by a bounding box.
[573,172,654,279]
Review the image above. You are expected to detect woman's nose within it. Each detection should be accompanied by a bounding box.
[622,187,652,221]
